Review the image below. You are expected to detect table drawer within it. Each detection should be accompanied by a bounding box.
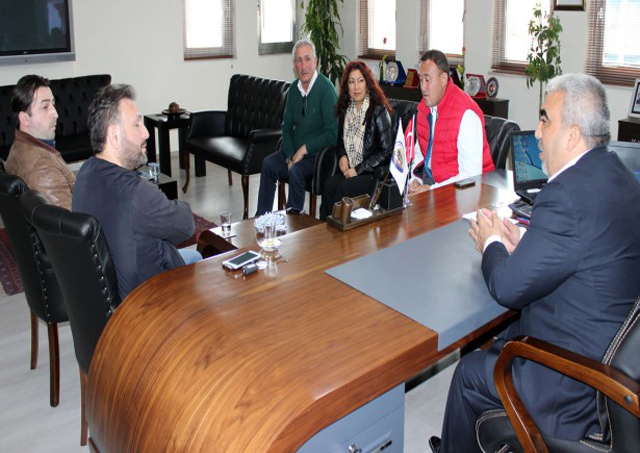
[299,384,404,453]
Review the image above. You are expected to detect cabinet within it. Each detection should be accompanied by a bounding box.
[617,117,640,142]
[381,85,509,118]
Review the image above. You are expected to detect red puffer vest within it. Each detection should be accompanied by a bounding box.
[416,79,494,182]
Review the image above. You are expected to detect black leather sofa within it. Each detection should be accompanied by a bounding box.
[0,74,111,162]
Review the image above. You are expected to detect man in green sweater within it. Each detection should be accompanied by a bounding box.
[256,38,338,215]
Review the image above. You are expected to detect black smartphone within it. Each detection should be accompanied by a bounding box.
[454,178,476,189]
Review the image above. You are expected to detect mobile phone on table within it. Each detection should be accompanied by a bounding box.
[454,178,476,189]
[222,250,261,270]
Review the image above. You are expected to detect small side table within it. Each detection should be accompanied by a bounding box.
[139,165,178,200]
[144,112,190,177]
[618,117,640,143]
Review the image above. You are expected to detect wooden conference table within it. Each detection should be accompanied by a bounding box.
[86,172,516,452]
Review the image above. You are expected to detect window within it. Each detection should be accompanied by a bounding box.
[492,0,552,74]
[258,0,296,55]
[183,0,234,60]
[586,0,640,86]
[419,0,465,65]
[358,0,396,59]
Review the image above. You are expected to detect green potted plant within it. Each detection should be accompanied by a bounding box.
[300,0,349,85]
[525,4,563,111]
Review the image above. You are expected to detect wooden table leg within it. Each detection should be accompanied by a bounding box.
[182,150,190,193]
[158,126,172,177]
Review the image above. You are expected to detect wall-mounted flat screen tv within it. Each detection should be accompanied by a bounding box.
[0,0,75,65]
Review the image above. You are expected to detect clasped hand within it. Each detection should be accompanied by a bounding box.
[338,156,357,178]
[468,208,521,254]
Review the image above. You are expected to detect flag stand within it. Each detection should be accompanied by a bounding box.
[403,179,411,208]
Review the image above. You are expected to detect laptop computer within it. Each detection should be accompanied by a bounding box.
[508,131,548,218]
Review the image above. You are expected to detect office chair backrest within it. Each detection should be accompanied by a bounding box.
[484,115,520,170]
[225,74,290,138]
[598,295,640,452]
[20,190,121,373]
[608,140,640,171]
[0,168,66,323]
[389,99,417,138]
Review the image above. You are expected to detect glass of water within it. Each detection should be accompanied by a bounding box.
[148,162,160,180]
[220,211,232,237]
[258,220,280,252]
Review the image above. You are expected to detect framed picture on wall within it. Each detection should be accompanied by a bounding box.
[629,79,640,118]
[554,0,585,11]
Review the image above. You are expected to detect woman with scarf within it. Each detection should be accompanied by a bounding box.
[319,61,394,220]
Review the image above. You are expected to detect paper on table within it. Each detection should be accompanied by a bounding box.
[351,208,373,220]
[462,210,518,224]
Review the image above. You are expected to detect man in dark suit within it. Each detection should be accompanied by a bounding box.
[430,73,640,452]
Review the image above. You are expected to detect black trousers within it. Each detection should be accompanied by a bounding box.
[319,172,376,220]
[439,348,503,452]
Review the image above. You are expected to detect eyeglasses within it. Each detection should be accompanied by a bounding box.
[302,95,307,117]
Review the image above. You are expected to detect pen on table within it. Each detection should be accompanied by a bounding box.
[516,217,530,226]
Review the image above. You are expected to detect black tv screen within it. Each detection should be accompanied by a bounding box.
[0,0,75,65]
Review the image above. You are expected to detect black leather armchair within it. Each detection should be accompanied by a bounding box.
[0,165,67,408]
[484,115,520,170]
[184,74,290,219]
[389,99,418,135]
[21,190,120,446]
[276,142,338,217]
[476,296,640,452]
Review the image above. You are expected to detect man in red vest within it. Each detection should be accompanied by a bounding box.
[409,50,494,195]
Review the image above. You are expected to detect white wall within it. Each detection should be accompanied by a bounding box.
[337,0,635,136]
[0,0,299,116]
[1,0,634,137]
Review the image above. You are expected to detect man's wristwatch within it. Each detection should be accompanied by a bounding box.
[285,157,292,164]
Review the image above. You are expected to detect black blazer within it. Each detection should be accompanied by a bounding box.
[336,104,393,175]
[482,146,640,440]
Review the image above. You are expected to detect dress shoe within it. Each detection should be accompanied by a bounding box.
[429,435,441,453]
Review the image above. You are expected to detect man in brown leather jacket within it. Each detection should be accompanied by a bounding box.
[5,75,75,209]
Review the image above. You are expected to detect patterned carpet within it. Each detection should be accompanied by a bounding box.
[0,213,215,297]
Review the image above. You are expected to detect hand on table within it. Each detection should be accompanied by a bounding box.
[408,179,430,195]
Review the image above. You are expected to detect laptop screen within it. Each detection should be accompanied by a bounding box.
[511,131,547,189]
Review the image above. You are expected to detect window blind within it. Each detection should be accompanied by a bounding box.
[183,0,234,60]
[419,0,464,65]
[491,0,553,75]
[358,0,396,60]
[586,0,640,86]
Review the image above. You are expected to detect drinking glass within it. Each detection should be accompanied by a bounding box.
[259,220,280,252]
[148,162,160,180]
[220,211,232,237]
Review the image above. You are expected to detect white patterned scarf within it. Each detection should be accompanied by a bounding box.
[343,94,370,167]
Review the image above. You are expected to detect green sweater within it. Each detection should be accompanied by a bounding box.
[282,72,338,158]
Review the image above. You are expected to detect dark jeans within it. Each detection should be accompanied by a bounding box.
[439,349,503,452]
[256,150,316,216]
[319,172,376,220]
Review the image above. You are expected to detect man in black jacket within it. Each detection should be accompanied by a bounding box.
[73,84,200,300]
